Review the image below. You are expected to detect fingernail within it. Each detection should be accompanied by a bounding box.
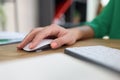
[29,43,33,49]
[17,44,21,48]
[17,47,22,50]
[17,45,22,50]
[51,42,58,48]
[29,46,33,49]
[17,44,20,47]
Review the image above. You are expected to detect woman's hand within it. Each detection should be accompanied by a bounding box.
[17,24,84,49]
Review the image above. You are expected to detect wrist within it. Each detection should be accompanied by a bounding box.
[68,26,94,41]
[78,26,94,39]
[68,28,83,41]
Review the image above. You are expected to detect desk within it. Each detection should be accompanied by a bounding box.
[0,39,120,80]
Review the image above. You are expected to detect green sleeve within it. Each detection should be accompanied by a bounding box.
[86,0,114,38]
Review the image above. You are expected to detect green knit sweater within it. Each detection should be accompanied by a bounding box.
[86,0,120,39]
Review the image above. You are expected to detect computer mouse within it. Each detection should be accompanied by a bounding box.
[23,39,53,52]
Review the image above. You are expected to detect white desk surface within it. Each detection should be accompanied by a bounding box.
[0,53,119,80]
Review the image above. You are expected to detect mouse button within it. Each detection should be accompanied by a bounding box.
[23,43,36,51]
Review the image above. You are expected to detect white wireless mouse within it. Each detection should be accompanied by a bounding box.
[23,39,53,52]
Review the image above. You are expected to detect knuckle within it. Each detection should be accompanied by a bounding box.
[50,24,61,29]
[57,38,64,45]
[67,39,76,45]
[30,28,38,34]
[31,27,43,32]
[50,24,57,27]
[31,28,37,31]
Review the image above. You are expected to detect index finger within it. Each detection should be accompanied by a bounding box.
[29,25,60,48]
[17,28,43,49]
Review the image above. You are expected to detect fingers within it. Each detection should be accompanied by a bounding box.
[51,38,65,49]
[50,28,77,49]
[29,28,52,48]
[51,34,76,49]
[17,28,43,49]
[28,24,66,49]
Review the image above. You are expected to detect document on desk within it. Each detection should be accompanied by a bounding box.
[0,32,26,45]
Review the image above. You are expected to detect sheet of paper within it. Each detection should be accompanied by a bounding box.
[0,32,26,45]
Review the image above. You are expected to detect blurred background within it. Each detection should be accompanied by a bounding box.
[0,0,109,33]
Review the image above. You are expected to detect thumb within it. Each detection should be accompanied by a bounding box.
[51,37,66,49]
